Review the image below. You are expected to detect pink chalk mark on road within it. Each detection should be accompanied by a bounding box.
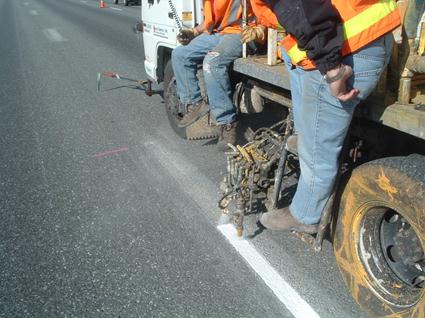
[92,147,129,158]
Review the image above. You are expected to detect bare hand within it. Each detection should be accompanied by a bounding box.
[327,64,359,102]
[241,25,265,44]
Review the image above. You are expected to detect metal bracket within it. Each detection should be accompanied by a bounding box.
[97,72,159,96]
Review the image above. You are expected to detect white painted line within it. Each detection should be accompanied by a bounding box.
[80,0,87,2]
[29,10,39,15]
[43,28,67,42]
[23,2,29,5]
[110,7,122,11]
[143,138,319,317]
[218,223,321,318]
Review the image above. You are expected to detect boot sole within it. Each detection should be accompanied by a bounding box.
[185,113,220,140]
[177,109,210,128]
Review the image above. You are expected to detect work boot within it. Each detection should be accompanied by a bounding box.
[260,207,318,234]
[217,120,239,151]
[286,134,298,155]
[178,100,209,127]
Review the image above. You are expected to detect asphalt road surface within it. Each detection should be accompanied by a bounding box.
[0,0,366,317]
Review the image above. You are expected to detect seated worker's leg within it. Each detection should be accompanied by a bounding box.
[171,34,220,126]
[262,33,393,232]
[202,33,243,149]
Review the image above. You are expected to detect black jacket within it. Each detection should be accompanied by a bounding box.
[273,0,343,74]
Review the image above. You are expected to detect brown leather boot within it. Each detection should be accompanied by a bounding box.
[260,207,318,234]
[217,120,239,151]
[178,100,209,127]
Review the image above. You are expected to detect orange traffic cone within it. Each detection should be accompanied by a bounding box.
[99,0,107,8]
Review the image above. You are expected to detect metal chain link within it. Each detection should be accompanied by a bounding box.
[168,0,183,31]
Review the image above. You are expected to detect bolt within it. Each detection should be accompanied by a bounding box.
[415,103,425,111]
[413,276,425,287]
[389,214,400,223]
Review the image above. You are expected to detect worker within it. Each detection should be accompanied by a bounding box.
[171,0,270,150]
[243,0,401,233]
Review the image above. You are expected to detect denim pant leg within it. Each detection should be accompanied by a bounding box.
[290,34,393,224]
[171,34,220,105]
[280,48,303,132]
[202,34,243,124]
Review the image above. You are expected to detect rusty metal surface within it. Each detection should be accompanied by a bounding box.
[233,56,291,90]
[365,102,425,140]
[218,118,291,237]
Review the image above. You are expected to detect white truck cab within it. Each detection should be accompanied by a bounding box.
[141,0,202,83]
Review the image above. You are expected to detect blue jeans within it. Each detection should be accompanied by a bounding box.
[280,49,302,133]
[171,33,242,125]
[283,33,393,224]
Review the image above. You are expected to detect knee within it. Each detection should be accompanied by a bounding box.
[171,46,187,63]
[202,52,221,75]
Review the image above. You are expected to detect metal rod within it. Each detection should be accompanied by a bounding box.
[313,189,336,252]
[270,111,294,208]
[146,80,153,96]
[97,72,158,96]
[313,135,350,251]
[271,147,288,208]
[236,197,245,237]
[248,168,255,214]
[242,0,247,58]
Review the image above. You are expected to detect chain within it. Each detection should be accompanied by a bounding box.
[167,0,183,31]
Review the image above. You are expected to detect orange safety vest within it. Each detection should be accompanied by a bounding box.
[283,0,401,69]
[203,0,255,34]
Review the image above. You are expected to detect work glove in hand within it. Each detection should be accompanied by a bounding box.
[177,28,199,46]
[241,25,265,44]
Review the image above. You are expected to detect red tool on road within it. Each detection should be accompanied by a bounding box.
[99,0,107,8]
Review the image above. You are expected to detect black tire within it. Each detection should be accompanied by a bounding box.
[124,0,129,6]
[163,59,188,139]
[113,0,118,4]
[334,155,425,317]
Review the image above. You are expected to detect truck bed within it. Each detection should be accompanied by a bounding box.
[233,56,290,90]
[233,55,425,141]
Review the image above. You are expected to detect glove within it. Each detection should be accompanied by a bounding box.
[177,28,199,46]
[241,25,266,44]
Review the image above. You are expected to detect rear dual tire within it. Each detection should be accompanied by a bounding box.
[163,59,213,140]
[334,155,425,317]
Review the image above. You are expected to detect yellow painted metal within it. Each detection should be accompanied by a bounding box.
[419,22,425,55]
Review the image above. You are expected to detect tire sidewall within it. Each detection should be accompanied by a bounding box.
[334,159,425,317]
[163,60,188,139]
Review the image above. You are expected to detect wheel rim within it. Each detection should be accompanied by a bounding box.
[356,205,424,307]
